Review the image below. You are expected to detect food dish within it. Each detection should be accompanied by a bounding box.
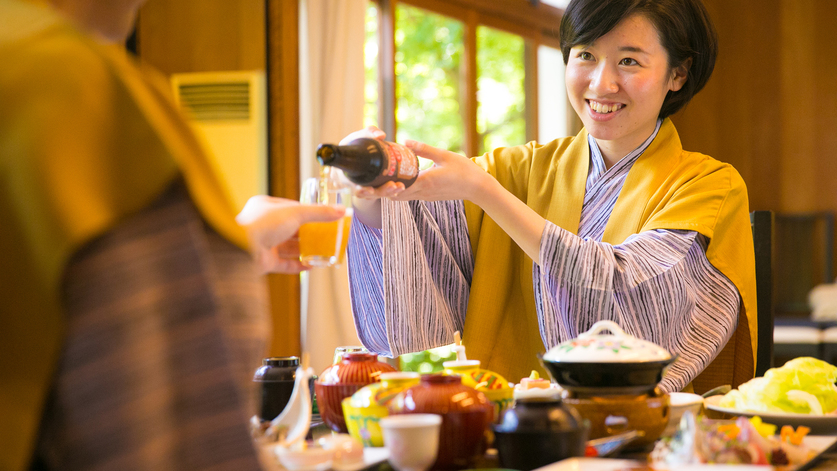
[535,434,837,470]
[332,447,390,471]
[705,395,837,435]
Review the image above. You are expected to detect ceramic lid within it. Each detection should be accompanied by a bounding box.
[542,320,671,363]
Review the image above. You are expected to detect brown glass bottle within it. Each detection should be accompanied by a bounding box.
[316,138,419,188]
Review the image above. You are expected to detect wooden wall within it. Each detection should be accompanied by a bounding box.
[137,0,303,357]
[672,0,837,303]
[137,0,265,74]
[673,0,837,214]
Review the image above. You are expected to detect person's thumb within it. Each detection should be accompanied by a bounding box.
[406,140,445,163]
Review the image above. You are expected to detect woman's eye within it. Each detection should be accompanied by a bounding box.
[620,58,638,66]
[579,51,594,61]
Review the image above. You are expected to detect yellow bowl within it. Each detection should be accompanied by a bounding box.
[444,364,513,420]
[342,395,387,447]
[341,372,420,447]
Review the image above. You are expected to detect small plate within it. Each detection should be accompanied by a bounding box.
[704,395,837,435]
[332,448,390,471]
[534,435,837,471]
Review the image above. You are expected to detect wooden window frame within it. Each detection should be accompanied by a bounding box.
[373,0,565,157]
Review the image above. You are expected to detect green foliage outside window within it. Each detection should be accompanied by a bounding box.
[393,5,466,155]
[476,26,526,154]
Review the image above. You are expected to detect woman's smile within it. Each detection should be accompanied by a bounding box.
[586,99,625,120]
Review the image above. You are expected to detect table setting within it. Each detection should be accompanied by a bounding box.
[250,321,837,471]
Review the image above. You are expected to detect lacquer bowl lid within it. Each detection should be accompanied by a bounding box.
[542,320,671,363]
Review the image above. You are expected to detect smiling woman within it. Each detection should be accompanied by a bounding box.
[560,0,716,165]
[343,0,756,397]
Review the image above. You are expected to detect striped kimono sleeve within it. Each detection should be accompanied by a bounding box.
[534,224,741,392]
[346,199,474,357]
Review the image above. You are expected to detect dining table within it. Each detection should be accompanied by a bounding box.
[270,419,837,471]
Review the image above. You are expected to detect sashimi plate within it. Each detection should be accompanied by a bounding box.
[705,395,837,435]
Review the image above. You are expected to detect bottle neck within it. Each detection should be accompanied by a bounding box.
[316,139,384,183]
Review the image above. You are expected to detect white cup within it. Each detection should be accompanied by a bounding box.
[380,414,442,471]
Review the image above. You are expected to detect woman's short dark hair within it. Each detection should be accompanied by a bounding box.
[559,0,718,119]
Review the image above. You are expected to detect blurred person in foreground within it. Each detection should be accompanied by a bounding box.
[339,0,756,393]
[0,0,344,469]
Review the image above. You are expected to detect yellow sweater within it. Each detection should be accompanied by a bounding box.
[0,1,245,469]
[461,119,757,388]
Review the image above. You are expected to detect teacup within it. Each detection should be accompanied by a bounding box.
[663,392,704,436]
[380,414,442,471]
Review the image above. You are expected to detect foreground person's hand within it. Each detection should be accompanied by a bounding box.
[236,195,346,273]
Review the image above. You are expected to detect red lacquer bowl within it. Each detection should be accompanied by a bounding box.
[389,374,493,470]
[314,352,397,432]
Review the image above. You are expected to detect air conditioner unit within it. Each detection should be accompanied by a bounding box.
[171,70,267,212]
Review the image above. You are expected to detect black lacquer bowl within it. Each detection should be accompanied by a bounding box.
[539,356,675,395]
[539,320,675,395]
[491,397,588,471]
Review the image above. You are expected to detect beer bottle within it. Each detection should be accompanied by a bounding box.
[316,138,419,188]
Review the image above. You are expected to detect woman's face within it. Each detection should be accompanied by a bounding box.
[565,14,687,160]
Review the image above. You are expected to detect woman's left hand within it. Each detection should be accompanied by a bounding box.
[355,140,489,204]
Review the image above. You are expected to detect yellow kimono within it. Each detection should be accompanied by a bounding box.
[461,119,756,390]
[0,1,245,469]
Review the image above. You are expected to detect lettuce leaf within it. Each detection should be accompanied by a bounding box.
[719,357,837,415]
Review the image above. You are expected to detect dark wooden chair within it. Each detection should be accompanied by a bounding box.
[751,211,774,377]
[772,212,835,317]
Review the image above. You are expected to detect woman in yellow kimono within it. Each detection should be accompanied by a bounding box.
[344,0,756,394]
[0,0,344,469]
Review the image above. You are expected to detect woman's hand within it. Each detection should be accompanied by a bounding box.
[355,140,491,205]
[236,195,345,274]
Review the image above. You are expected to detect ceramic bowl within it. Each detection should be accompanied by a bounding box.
[540,320,675,394]
[315,353,398,433]
[491,397,588,471]
[443,361,513,422]
[562,388,670,449]
[342,372,421,446]
[380,414,442,471]
[389,375,493,470]
[663,392,704,436]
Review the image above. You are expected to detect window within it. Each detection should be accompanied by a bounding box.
[364,0,569,372]
[365,0,570,160]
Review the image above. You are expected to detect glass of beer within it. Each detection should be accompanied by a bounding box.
[298,169,353,267]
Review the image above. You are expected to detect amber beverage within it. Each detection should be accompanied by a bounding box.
[299,170,353,267]
[298,210,353,267]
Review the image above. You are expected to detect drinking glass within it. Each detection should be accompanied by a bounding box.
[298,169,353,267]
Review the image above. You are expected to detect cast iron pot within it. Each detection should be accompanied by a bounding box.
[492,397,588,471]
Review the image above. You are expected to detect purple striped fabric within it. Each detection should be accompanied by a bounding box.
[346,122,740,392]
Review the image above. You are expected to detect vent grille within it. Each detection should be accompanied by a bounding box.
[178,81,250,121]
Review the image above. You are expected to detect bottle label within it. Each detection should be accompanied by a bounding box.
[382,142,418,180]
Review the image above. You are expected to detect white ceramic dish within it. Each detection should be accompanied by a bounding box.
[542,320,672,363]
[705,395,837,435]
[332,447,389,471]
[663,392,704,437]
[267,446,389,471]
[534,435,837,470]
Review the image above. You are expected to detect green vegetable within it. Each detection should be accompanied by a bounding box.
[718,357,837,415]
